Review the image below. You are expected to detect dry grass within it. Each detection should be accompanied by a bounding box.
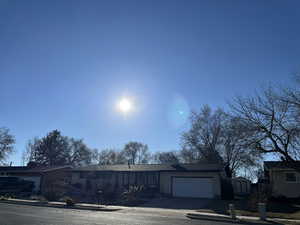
[197,199,300,220]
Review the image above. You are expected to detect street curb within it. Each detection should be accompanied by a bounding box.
[0,199,121,212]
[187,212,300,224]
[186,213,237,223]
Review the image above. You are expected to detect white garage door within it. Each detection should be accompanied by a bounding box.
[172,177,214,198]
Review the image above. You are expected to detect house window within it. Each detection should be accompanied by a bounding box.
[286,172,296,182]
[79,172,86,179]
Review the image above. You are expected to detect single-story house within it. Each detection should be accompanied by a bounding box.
[0,165,71,194]
[231,177,251,195]
[264,161,300,198]
[71,163,226,199]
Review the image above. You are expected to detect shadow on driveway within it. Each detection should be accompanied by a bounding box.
[141,197,212,210]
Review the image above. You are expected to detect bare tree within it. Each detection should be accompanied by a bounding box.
[281,75,300,124]
[67,138,93,167]
[181,105,224,163]
[122,142,150,164]
[220,116,262,177]
[26,130,70,166]
[230,88,300,162]
[180,147,198,163]
[94,148,126,165]
[24,130,94,166]
[0,127,15,165]
[153,151,180,164]
[181,106,261,177]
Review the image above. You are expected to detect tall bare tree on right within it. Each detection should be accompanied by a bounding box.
[181,105,261,177]
[230,87,300,163]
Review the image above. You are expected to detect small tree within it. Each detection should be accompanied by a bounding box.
[122,142,150,164]
[153,151,180,164]
[67,138,93,167]
[94,148,126,165]
[0,127,15,165]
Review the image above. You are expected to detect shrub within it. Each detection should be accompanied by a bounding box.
[122,185,144,202]
[44,191,60,201]
[10,194,16,199]
[268,195,288,203]
[64,197,75,206]
[247,192,259,211]
[38,196,48,203]
[30,195,48,202]
[30,195,39,200]
[4,193,11,199]
[247,191,268,211]
[43,180,68,201]
[97,183,118,204]
[0,196,7,200]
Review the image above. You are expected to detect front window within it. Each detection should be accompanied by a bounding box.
[79,172,86,179]
[286,172,296,182]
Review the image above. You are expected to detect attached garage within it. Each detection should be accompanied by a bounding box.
[172,177,214,198]
[159,164,224,199]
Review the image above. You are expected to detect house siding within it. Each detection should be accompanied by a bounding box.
[41,168,71,195]
[270,170,300,198]
[0,172,42,192]
[232,178,251,195]
[71,171,160,194]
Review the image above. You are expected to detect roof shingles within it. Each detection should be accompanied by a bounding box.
[264,161,300,170]
[72,163,223,172]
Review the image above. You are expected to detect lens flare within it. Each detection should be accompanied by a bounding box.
[168,94,190,128]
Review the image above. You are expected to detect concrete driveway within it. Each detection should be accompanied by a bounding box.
[141,197,212,210]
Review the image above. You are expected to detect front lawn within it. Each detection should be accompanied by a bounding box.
[197,199,300,220]
[236,201,300,220]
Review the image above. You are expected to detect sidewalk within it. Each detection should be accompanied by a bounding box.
[0,198,122,211]
[186,211,300,224]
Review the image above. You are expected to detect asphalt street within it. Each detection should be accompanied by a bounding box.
[0,203,276,225]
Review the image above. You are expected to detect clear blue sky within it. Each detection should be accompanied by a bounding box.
[1,0,299,165]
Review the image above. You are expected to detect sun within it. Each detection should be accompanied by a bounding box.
[118,98,132,113]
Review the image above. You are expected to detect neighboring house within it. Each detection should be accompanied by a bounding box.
[71,163,226,199]
[0,166,42,192]
[231,177,251,195]
[0,165,71,193]
[264,161,300,198]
